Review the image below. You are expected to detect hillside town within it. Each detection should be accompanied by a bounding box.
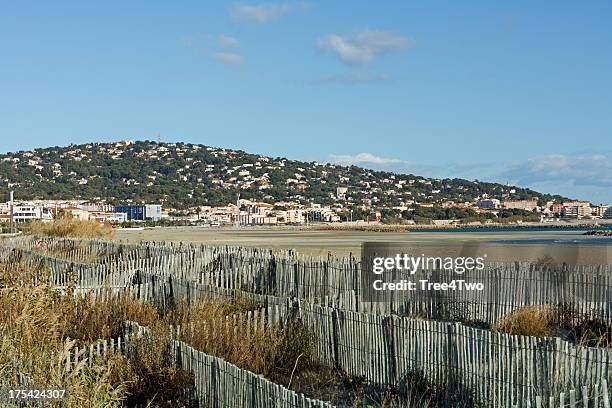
[1,194,611,228]
[0,140,567,211]
[1,141,611,228]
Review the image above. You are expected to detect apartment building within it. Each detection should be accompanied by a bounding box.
[11,203,53,223]
[560,201,592,219]
[502,198,539,211]
[115,204,162,221]
[594,205,609,218]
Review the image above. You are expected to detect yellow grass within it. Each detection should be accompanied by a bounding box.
[24,219,115,238]
[493,305,558,337]
[0,258,179,406]
[0,255,313,406]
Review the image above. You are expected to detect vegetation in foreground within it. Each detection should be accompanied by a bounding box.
[0,251,487,407]
[493,304,612,347]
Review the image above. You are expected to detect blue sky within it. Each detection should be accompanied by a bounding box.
[1,1,611,202]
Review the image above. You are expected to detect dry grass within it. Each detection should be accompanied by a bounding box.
[0,257,192,407]
[24,219,115,238]
[0,256,314,406]
[493,305,612,348]
[0,282,131,406]
[118,332,195,407]
[66,294,159,342]
[0,258,159,344]
[493,305,558,337]
[1,247,488,407]
[165,299,313,378]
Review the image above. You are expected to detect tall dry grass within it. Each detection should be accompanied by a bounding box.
[492,305,558,337]
[0,271,131,406]
[24,219,114,238]
[493,305,612,348]
[0,257,192,407]
[164,298,314,378]
[0,255,316,406]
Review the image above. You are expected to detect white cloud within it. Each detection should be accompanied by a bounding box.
[418,152,612,202]
[231,2,291,23]
[309,73,390,85]
[317,30,412,64]
[211,52,245,65]
[218,35,240,48]
[322,151,612,201]
[328,153,404,167]
[499,153,612,188]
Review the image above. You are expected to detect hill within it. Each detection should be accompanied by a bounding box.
[0,140,564,210]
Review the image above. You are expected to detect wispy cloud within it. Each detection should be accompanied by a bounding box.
[323,151,612,202]
[217,35,240,48]
[499,153,612,188]
[317,30,412,65]
[211,52,245,65]
[327,152,407,169]
[309,73,390,85]
[429,153,612,202]
[231,2,291,23]
[179,34,245,65]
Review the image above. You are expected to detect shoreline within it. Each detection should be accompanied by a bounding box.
[139,220,612,233]
[116,224,612,258]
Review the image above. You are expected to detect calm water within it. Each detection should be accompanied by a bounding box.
[409,225,612,233]
[490,237,612,245]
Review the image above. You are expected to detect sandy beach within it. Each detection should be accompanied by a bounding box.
[116,226,612,264]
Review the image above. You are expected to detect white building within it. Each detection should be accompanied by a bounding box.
[11,202,53,223]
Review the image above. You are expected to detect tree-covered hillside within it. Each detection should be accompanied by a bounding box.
[0,140,564,209]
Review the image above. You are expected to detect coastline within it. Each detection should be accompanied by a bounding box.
[151,219,612,233]
[116,224,612,259]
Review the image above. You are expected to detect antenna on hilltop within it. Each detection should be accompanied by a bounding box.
[157,133,161,144]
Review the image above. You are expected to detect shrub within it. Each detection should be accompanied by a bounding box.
[493,305,558,337]
[23,219,114,238]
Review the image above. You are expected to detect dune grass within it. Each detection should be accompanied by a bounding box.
[493,304,612,348]
[23,219,115,238]
[493,305,558,337]
[0,255,317,406]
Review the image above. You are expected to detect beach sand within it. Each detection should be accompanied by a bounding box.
[116,226,612,264]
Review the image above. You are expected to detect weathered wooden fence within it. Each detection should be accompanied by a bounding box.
[124,322,334,408]
[295,302,612,407]
[4,336,125,390]
[125,320,612,408]
[2,236,612,407]
[6,235,610,325]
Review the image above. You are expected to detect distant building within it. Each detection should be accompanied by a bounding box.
[62,206,90,221]
[551,203,564,216]
[560,201,592,219]
[89,211,128,223]
[115,204,162,221]
[475,199,500,209]
[306,207,339,222]
[604,207,612,219]
[82,203,115,212]
[594,205,609,218]
[502,198,538,211]
[562,205,581,218]
[11,202,53,223]
[277,209,305,224]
